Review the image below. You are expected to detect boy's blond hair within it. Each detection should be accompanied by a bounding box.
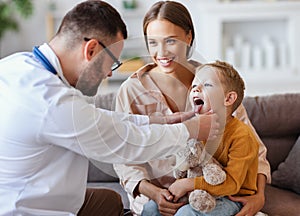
[197,60,245,112]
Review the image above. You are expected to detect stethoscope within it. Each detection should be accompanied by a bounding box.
[32,46,57,75]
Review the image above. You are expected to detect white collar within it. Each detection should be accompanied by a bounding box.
[38,43,71,88]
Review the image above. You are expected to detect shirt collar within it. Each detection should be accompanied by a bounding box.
[38,43,71,88]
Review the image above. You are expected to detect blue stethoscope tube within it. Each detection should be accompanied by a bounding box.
[33,46,57,75]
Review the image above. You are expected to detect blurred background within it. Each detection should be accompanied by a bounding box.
[1,0,300,96]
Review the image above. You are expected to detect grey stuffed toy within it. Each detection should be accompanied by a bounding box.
[174,139,226,213]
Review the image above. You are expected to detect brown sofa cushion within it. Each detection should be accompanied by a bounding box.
[261,136,297,172]
[242,93,300,136]
[271,135,300,194]
[262,184,300,216]
[243,93,300,172]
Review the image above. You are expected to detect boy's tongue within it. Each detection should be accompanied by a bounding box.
[194,104,203,114]
[193,98,204,114]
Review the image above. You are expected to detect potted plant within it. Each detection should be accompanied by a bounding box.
[0,0,33,55]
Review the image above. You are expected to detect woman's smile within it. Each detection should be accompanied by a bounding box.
[157,56,175,67]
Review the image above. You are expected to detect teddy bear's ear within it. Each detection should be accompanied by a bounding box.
[190,146,197,155]
[187,139,198,155]
[187,139,198,147]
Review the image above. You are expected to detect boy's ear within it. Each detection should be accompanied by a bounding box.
[224,91,237,106]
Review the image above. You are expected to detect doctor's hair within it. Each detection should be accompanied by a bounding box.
[198,60,245,112]
[143,1,195,57]
[55,0,127,48]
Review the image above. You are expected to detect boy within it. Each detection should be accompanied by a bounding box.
[167,61,260,216]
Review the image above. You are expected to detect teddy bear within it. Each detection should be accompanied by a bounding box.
[173,138,226,213]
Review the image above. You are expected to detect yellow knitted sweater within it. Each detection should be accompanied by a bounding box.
[195,117,259,196]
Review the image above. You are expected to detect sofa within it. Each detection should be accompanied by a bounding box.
[87,92,300,216]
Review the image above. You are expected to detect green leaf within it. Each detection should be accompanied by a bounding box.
[12,0,34,18]
[0,0,33,39]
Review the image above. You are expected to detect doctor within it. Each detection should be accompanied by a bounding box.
[0,1,218,215]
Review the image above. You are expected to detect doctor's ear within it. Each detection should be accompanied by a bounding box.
[224,91,237,106]
[83,39,99,61]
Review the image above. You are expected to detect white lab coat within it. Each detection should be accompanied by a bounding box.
[0,44,189,215]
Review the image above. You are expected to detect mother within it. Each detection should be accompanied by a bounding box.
[114,1,271,216]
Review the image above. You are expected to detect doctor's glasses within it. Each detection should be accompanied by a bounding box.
[84,37,122,71]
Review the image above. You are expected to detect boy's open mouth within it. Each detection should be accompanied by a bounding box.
[193,97,204,114]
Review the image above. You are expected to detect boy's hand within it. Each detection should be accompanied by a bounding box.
[168,178,194,203]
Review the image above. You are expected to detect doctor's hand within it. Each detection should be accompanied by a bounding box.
[183,111,219,141]
[149,111,195,124]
